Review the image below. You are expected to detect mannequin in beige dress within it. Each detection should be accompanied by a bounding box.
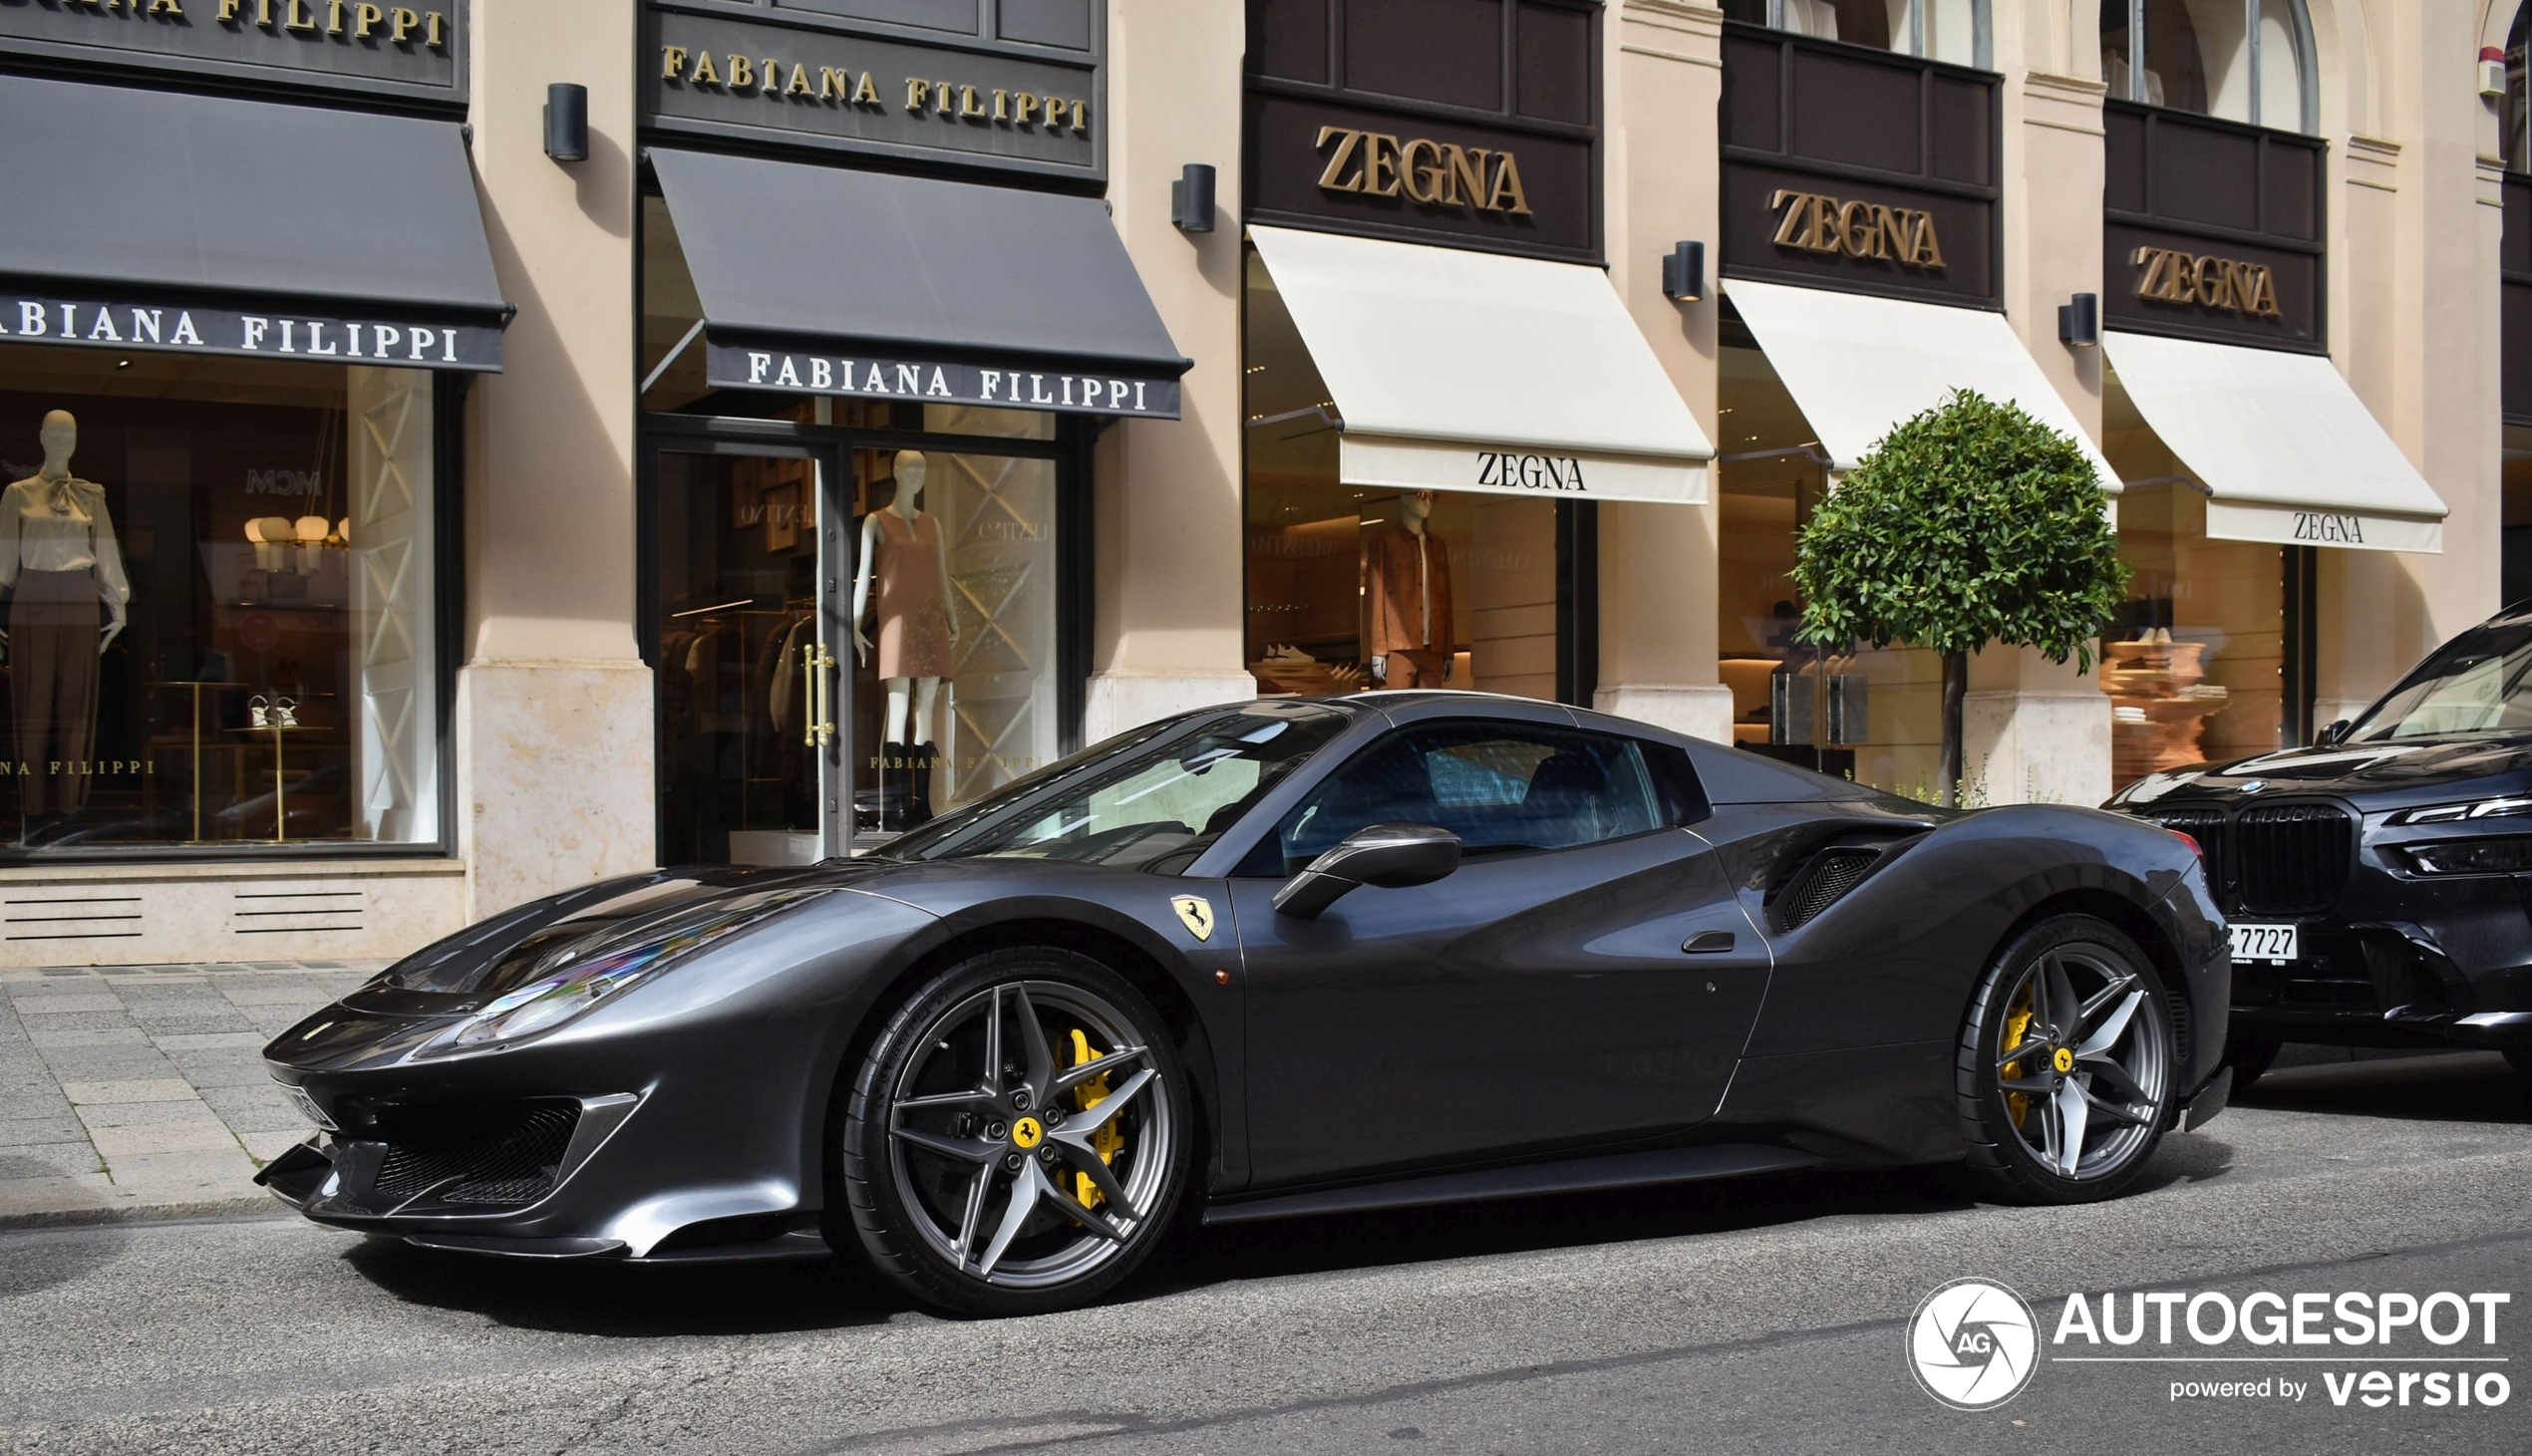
[0,411,133,827]
[849,449,957,828]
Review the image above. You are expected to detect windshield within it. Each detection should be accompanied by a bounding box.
[2349,623,2532,741]
[886,705,1352,870]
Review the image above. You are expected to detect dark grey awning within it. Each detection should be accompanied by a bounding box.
[651,147,1189,420]
[0,74,509,371]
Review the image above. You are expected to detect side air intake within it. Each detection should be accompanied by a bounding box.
[1774,846,1885,931]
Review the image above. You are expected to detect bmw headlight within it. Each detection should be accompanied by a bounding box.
[2392,795,2532,826]
[416,889,825,1057]
[2401,837,2532,876]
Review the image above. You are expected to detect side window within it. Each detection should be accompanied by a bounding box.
[1270,723,1678,872]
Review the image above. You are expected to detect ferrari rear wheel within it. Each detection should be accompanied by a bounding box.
[1957,915,2177,1205]
[839,948,1188,1316]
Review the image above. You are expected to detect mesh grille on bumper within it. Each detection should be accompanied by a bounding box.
[371,1100,581,1208]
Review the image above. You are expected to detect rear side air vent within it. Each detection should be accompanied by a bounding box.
[1775,846,1884,931]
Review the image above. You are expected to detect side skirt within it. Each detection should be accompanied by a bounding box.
[1197,1144,1823,1227]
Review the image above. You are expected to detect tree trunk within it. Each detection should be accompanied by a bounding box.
[1939,651,1968,808]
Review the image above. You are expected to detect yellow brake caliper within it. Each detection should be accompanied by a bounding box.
[2002,982,2036,1126]
[1068,1029,1122,1207]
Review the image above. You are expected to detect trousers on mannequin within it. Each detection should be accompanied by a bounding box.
[879,675,944,831]
[10,569,101,817]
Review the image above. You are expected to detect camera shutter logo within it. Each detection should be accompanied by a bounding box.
[1908,1279,2041,1410]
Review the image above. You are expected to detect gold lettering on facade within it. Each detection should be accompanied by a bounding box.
[1315,127,1533,216]
[1359,132,1400,196]
[1768,188,1944,268]
[652,47,1081,129]
[1400,138,1444,203]
[2131,245,2282,318]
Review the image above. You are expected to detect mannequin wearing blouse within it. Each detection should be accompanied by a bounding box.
[2,411,131,821]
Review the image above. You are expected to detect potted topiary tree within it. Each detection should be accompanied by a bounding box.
[1789,388,2129,808]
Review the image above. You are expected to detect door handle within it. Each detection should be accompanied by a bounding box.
[1682,930,1736,955]
[801,640,837,748]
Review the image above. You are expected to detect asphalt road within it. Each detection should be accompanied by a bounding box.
[2,1051,2527,1456]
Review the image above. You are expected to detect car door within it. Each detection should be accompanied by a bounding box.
[1228,719,1773,1188]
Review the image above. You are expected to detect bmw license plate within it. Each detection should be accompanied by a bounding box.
[275,1079,336,1131]
[2229,923,2298,964]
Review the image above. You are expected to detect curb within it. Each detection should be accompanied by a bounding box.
[0,1194,284,1233]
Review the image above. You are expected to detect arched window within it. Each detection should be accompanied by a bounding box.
[2507,3,2528,173]
[2101,0,2317,134]
[1723,0,1993,70]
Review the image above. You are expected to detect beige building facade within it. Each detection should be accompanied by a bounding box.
[0,0,2515,966]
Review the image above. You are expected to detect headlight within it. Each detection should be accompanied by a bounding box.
[2401,837,2532,876]
[2393,795,2532,825]
[415,888,825,1057]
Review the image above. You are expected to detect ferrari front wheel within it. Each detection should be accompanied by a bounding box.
[1957,915,2177,1204]
[838,948,1189,1316]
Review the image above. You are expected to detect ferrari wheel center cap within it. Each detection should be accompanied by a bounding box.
[2052,1046,2075,1074]
[1010,1115,1045,1151]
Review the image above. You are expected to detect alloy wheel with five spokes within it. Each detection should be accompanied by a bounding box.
[1959,916,2177,1203]
[841,949,1187,1314]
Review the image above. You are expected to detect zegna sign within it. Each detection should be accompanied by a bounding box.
[1769,189,1946,270]
[1314,128,1533,217]
[2131,246,2284,320]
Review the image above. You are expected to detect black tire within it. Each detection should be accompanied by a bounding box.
[1957,914,2179,1205]
[2225,1027,2283,1091]
[2502,1048,2532,1079]
[837,947,1190,1317]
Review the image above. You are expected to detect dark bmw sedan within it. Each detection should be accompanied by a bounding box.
[2107,604,2532,1085]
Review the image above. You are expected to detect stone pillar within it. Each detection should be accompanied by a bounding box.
[2317,0,2506,714]
[1595,1,1734,744]
[459,0,656,917]
[1962,2,2113,805]
[1086,0,1256,741]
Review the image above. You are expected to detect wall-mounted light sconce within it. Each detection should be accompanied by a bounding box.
[1661,240,1705,302]
[1171,163,1217,233]
[543,83,589,164]
[2058,291,2100,349]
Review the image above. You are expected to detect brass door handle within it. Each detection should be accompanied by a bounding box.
[802,640,837,748]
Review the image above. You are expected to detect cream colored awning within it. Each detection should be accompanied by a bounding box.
[1723,278,2120,488]
[2102,330,2446,553]
[1247,225,1713,505]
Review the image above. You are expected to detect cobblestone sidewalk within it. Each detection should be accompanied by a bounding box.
[0,961,379,1226]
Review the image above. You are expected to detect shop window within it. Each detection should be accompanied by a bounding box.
[2101,369,2290,789]
[0,347,444,852]
[1715,339,1945,795]
[1241,252,1563,703]
[1725,0,1991,70]
[2101,0,2316,135]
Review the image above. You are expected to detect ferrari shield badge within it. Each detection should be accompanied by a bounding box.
[1171,895,1215,942]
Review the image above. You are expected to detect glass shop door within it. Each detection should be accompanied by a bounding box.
[647,440,849,866]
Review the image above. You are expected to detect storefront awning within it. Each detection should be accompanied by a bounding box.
[1723,278,2118,488]
[2102,331,2447,554]
[1246,225,1713,505]
[651,148,1190,420]
[0,74,509,371]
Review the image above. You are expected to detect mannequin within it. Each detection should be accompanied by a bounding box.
[850,448,957,829]
[1362,489,1453,688]
[0,411,131,830]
